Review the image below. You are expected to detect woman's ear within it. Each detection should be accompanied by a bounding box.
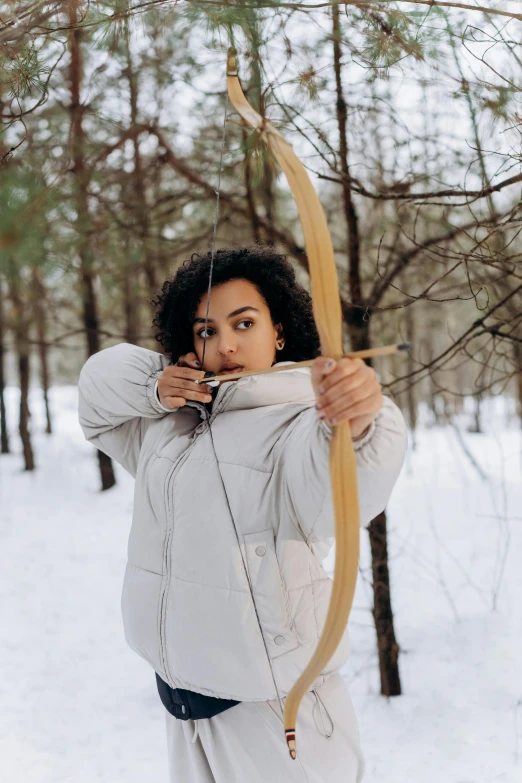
[275,323,285,351]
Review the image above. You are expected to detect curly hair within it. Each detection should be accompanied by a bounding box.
[150,246,321,365]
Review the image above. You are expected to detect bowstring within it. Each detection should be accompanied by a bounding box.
[200,85,287,725]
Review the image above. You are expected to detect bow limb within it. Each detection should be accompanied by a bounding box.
[226,49,360,760]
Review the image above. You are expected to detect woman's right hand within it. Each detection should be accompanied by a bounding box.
[157,352,213,409]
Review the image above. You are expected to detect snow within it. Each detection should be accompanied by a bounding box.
[1,387,521,782]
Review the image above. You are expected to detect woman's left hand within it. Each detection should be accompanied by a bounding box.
[311,356,383,441]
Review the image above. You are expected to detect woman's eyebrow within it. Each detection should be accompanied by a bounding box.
[192,306,260,325]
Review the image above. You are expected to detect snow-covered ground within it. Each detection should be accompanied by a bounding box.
[1,387,521,783]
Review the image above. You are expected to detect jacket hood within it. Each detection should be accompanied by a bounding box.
[211,362,316,413]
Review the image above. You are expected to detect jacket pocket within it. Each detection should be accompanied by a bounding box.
[243,528,300,659]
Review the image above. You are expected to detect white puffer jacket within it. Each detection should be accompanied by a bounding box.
[78,343,407,702]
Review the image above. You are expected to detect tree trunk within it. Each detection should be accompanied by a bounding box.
[444,391,454,425]
[469,390,483,434]
[514,341,522,424]
[242,124,263,243]
[368,511,401,695]
[332,2,366,351]
[18,340,34,471]
[124,23,157,305]
[246,23,276,245]
[32,268,52,434]
[123,242,140,345]
[0,278,10,453]
[404,306,417,447]
[9,269,34,470]
[69,0,115,491]
[332,2,401,696]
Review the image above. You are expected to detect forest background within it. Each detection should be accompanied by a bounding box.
[1,1,521,780]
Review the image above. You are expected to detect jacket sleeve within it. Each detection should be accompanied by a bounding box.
[281,395,408,544]
[77,342,172,477]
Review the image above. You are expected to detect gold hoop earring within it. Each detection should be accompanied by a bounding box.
[276,340,285,350]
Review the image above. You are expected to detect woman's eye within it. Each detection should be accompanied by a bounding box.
[237,319,254,330]
[197,328,214,339]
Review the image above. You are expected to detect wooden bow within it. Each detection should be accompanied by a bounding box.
[226,49,360,760]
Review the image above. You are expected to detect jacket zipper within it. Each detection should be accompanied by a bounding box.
[158,385,237,687]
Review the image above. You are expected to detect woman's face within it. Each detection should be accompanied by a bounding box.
[192,278,282,377]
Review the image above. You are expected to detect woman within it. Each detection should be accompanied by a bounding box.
[78,246,407,783]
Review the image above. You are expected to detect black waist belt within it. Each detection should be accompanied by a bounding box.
[155,673,240,721]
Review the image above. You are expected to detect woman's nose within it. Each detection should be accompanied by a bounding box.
[217,331,237,356]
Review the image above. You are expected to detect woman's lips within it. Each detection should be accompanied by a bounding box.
[219,365,243,374]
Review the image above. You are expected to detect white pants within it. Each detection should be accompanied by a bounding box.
[165,672,365,782]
